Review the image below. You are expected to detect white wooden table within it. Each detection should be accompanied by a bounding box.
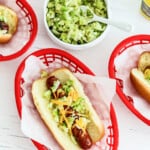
[0,0,150,150]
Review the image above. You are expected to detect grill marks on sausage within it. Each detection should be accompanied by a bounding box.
[46,76,93,149]
[0,21,9,31]
[46,76,57,88]
[64,106,93,149]
[46,76,66,98]
[72,126,92,149]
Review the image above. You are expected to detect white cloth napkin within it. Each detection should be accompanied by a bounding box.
[21,55,116,150]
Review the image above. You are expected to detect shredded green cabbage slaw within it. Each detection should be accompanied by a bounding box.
[46,0,107,45]
[43,79,90,138]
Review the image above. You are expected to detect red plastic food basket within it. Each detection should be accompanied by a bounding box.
[15,48,119,150]
[109,34,150,125]
[0,0,37,61]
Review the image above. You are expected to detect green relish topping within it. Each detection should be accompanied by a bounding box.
[46,0,107,44]
[144,68,150,81]
[43,78,90,136]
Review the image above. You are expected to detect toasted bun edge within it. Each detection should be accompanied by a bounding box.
[0,4,18,43]
[130,68,150,102]
[0,34,12,43]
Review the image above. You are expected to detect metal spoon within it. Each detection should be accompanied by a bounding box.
[80,5,133,32]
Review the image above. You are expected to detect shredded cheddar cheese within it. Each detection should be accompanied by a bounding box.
[68,88,79,101]
[51,99,71,106]
[58,106,74,134]
[60,108,70,126]
[74,117,87,133]
[46,78,90,138]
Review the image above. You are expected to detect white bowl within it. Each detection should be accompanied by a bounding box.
[44,0,111,51]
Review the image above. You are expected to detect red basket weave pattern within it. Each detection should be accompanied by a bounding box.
[109,34,150,125]
[0,0,37,61]
[15,48,118,150]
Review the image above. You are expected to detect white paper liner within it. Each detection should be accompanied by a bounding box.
[20,55,116,150]
[114,43,150,118]
[0,0,31,56]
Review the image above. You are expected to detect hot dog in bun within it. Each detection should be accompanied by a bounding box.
[0,5,18,43]
[130,51,150,102]
[32,68,105,149]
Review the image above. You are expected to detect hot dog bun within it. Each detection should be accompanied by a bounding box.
[138,51,150,72]
[0,5,18,43]
[32,68,105,150]
[130,68,150,102]
[130,51,150,102]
